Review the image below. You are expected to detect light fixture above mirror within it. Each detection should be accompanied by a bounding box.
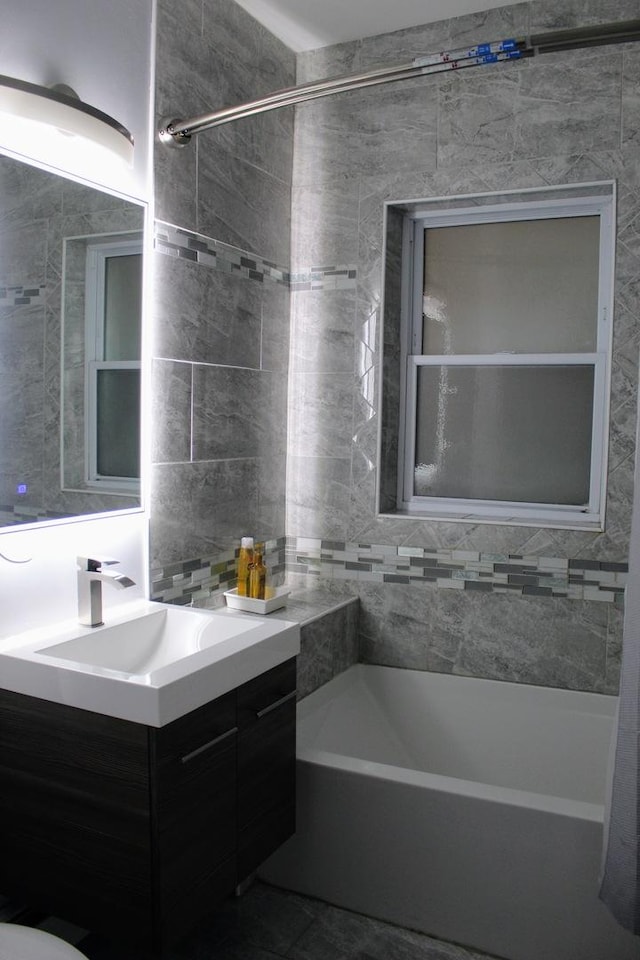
[0,74,134,172]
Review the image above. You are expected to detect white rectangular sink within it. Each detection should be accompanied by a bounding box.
[0,600,300,726]
[40,605,261,675]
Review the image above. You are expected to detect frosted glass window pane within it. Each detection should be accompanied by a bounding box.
[97,370,140,478]
[104,254,142,361]
[422,217,599,355]
[414,365,594,504]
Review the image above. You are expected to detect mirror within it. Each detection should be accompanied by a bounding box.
[0,149,145,529]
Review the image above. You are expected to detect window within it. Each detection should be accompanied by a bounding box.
[383,185,615,529]
[85,236,142,492]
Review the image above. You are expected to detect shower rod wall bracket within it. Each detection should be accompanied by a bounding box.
[158,117,191,148]
[158,18,640,148]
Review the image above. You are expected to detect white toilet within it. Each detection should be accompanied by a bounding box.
[0,924,88,959]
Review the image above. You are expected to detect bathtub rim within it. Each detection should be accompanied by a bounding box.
[296,748,604,822]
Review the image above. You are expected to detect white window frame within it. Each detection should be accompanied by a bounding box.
[396,190,615,529]
[84,236,142,493]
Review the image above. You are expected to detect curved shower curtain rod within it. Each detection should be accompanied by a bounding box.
[159,18,640,148]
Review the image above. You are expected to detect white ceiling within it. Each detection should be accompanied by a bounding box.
[234,0,517,52]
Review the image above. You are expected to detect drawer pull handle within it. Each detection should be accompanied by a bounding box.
[256,690,296,719]
[180,726,238,764]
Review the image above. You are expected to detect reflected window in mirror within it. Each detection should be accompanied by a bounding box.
[85,236,142,491]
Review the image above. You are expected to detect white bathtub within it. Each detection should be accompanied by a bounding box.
[260,664,639,960]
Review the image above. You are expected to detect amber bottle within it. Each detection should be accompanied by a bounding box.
[237,536,254,597]
[249,546,266,600]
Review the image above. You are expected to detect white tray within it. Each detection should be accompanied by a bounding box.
[224,587,290,614]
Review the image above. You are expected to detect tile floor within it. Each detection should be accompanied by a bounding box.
[69,881,496,960]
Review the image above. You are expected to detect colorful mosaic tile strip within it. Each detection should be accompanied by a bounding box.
[0,505,74,525]
[154,535,627,607]
[151,537,287,605]
[154,221,289,286]
[154,221,357,292]
[0,284,46,307]
[285,537,628,603]
[289,265,358,292]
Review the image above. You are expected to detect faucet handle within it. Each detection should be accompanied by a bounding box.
[77,555,120,572]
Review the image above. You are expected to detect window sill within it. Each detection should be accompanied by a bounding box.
[62,482,141,499]
[378,509,603,532]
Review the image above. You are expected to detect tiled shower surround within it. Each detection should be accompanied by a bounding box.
[151,0,640,696]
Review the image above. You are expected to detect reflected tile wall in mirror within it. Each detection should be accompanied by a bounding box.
[0,151,145,529]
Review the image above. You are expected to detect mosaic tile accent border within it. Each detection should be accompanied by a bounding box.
[154,221,358,292]
[286,537,628,604]
[153,534,627,606]
[151,537,287,605]
[0,505,73,525]
[0,284,45,307]
[155,221,289,285]
[289,265,357,292]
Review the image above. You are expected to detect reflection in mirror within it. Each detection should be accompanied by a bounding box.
[63,230,142,494]
[0,150,144,529]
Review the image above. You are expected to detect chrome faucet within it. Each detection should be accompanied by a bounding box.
[77,556,136,627]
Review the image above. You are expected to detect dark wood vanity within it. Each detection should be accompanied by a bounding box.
[0,657,296,955]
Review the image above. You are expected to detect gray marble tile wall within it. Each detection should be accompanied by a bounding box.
[150,0,295,575]
[355,580,623,696]
[295,599,360,700]
[287,0,640,692]
[150,235,291,568]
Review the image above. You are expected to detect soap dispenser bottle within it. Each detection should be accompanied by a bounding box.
[237,537,254,597]
[249,545,266,600]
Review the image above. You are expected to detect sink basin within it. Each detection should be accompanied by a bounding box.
[0,600,300,726]
[39,605,261,675]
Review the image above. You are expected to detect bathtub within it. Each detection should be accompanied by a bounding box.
[260,664,639,960]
